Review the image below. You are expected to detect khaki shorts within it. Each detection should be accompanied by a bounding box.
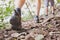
[44,0,54,7]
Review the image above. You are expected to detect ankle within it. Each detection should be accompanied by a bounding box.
[14,8,21,15]
[36,15,39,18]
[15,8,21,12]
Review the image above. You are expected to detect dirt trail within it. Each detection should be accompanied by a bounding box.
[0,4,60,40]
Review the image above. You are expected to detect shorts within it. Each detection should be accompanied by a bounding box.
[44,0,54,7]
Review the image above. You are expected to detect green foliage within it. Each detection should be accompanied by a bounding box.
[57,0,60,3]
[0,0,14,29]
[0,0,14,21]
[0,0,34,29]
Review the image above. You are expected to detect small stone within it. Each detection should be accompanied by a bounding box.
[49,32,53,35]
[20,35,25,39]
[11,33,20,37]
[35,34,44,40]
[4,35,8,38]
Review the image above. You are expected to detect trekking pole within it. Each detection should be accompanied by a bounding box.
[25,1,33,17]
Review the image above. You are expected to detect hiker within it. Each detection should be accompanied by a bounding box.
[44,0,55,16]
[10,0,41,30]
[14,0,41,23]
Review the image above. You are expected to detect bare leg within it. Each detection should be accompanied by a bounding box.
[51,6,55,15]
[35,0,41,23]
[46,7,48,16]
[45,0,49,16]
[36,0,41,16]
[17,0,25,8]
[50,0,55,15]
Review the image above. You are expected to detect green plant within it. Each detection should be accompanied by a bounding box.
[0,0,14,29]
[57,0,60,3]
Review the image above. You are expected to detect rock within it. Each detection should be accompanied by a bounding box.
[21,39,25,40]
[49,32,53,35]
[8,30,16,35]
[11,33,20,37]
[57,36,60,40]
[20,32,27,36]
[35,34,44,40]
[0,32,4,40]
[26,36,35,40]
[20,35,25,39]
[4,35,8,38]
[4,37,12,40]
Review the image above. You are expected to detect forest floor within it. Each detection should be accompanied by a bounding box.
[0,4,60,40]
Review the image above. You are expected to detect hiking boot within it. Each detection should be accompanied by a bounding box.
[10,8,22,31]
[52,13,55,15]
[34,16,39,23]
[45,14,48,16]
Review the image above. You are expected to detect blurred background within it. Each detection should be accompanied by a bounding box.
[0,0,60,29]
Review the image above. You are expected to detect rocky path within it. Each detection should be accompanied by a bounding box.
[0,4,60,40]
